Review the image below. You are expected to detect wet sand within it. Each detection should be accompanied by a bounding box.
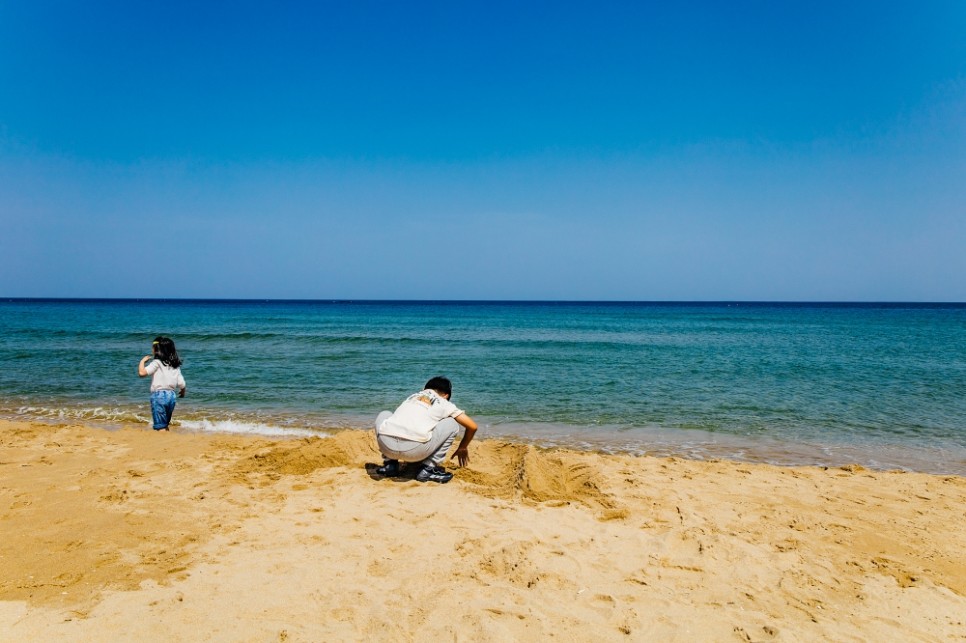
[1,419,964,641]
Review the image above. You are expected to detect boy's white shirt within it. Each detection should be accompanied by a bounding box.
[377,389,464,443]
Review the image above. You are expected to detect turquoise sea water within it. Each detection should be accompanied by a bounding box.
[1,299,964,474]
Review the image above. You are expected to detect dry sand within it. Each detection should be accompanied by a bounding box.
[1,419,964,642]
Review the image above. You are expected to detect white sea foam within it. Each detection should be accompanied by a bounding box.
[178,418,327,439]
[0,403,331,439]
[11,405,149,424]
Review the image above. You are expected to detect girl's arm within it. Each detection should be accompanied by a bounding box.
[138,356,152,377]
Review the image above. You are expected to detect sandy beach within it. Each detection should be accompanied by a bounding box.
[1,420,964,641]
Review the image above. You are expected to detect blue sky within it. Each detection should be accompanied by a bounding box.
[2,0,964,300]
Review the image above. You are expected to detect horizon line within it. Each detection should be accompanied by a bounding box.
[3,297,965,306]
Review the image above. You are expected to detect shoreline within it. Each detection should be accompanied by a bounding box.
[2,418,965,640]
[5,404,965,476]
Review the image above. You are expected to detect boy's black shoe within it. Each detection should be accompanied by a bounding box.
[416,465,453,484]
[376,459,401,477]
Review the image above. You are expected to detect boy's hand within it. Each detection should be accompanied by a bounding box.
[450,447,470,467]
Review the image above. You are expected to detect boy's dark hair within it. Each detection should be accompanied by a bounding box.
[153,336,183,369]
[424,376,452,398]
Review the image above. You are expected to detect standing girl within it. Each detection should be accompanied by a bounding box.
[138,336,187,431]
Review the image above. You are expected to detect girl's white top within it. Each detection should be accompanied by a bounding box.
[145,360,186,393]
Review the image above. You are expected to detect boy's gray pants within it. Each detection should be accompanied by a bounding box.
[375,410,459,468]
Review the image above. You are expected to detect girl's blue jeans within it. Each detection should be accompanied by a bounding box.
[150,390,177,429]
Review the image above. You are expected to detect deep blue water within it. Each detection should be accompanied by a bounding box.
[1,299,964,474]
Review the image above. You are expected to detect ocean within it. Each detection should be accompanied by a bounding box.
[1,299,964,474]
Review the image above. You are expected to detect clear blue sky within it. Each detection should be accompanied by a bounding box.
[2,0,964,300]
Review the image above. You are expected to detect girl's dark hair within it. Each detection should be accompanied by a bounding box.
[152,336,182,368]
[424,376,452,398]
